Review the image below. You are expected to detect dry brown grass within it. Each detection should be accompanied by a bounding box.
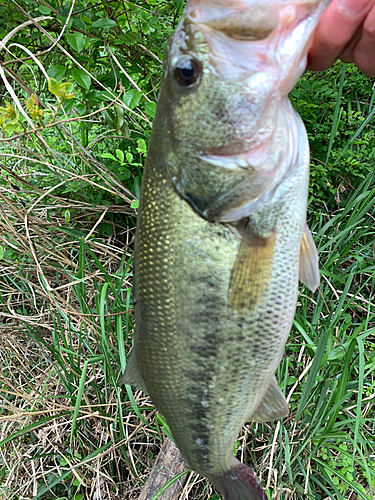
[0,180,292,499]
[1,172,375,500]
[0,161,146,499]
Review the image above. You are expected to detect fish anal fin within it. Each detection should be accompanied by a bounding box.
[299,223,320,292]
[120,348,148,394]
[229,225,275,314]
[251,375,289,422]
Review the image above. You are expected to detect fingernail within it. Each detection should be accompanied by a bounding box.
[336,0,374,17]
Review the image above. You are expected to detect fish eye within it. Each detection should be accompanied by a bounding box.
[174,57,201,87]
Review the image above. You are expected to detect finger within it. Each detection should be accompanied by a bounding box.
[340,25,363,63]
[353,3,375,76]
[307,0,374,72]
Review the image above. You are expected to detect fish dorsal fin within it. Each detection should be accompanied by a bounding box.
[251,375,289,422]
[120,349,148,394]
[299,223,320,292]
[229,224,275,314]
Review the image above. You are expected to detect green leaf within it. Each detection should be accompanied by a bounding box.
[123,89,142,109]
[72,18,86,31]
[137,138,147,153]
[116,149,124,163]
[120,122,130,138]
[38,5,51,14]
[144,101,156,118]
[75,103,86,114]
[63,210,70,223]
[130,200,139,209]
[72,68,91,91]
[4,122,19,135]
[72,477,81,487]
[91,18,117,28]
[66,32,87,53]
[62,98,76,114]
[57,15,73,31]
[126,152,133,163]
[59,82,75,99]
[114,103,124,132]
[48,78,62,97]
[101,152,117,161]
[0,246,4,260]
[119,167,131,179]
[47,65,67,81]
[172,0,184,11]
[101,108,114,128]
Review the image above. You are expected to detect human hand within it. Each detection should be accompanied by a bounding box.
[308,0,375,77]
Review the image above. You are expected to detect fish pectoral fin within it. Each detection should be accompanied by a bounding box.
[120,349,148,394]
[228,224,275,314]
[251,376,289,422]
[299,223,320,292]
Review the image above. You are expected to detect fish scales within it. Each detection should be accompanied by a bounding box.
[134,111,308,473]
[122,1,329,499]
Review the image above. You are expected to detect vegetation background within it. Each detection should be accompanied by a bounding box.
[0,1,374,499]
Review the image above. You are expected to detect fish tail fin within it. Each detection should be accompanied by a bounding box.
[209,460,267,500]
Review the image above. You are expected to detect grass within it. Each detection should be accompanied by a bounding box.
[277,172,375,499]
[0,4,375,499]
[1,110,374,500]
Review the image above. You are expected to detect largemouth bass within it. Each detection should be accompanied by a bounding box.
[122,1,329,499]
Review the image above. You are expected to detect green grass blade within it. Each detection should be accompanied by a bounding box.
[333,106,375,167]
[326,63,346,163]
[0,413,70,448]
[70,355,104,442]
[354,337,364,452]
[296,326,330,419]
[149,470,189,500]
[314,458,370,500]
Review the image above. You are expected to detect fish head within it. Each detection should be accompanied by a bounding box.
[158,0,330,221]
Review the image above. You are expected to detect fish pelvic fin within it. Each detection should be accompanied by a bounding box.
[299,222,320,293]
[119,348,148,394]
[229,225,275,314]
[251,375,289,422]
[209,459,267,500]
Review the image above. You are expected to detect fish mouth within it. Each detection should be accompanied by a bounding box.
[201,135,271,167]
[186,0,279,41]
[182,1,328,97]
